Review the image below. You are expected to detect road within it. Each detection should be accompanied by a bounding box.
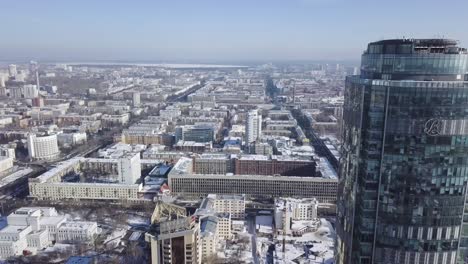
[248,216,260,264]
[166,80,206,103]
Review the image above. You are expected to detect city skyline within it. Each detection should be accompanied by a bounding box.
[1,0,467,62]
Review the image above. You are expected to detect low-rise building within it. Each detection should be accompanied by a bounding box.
[174,141,212,153]
[57,132,87,147]
[101,113,130,128]
[175,125,216,143]
[28,157,143,201]
[193,154,234,175]
[208,194,246,220]
[0,207,98,259]
[57,222,98,242]
[0,157,13,176]
[274,198,320,236]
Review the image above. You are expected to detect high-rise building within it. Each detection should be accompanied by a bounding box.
[9,84,39,99]
[337,39,468,264]
[32,96,44,107]
[132,91,140,107]
[353,66,359,75]
[245,109,262,143]
[8,64,17,78]
[29,60,40,89]
[27,134,60,161]
[117,152,141,184]
[147,216,201,264]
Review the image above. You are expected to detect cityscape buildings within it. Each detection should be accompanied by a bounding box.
[0,8,463,261]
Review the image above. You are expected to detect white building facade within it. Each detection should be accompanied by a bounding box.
[0,207,98,260]
[245,109,262,143]
[27,134,60,161]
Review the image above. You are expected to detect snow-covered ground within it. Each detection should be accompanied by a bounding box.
[261,218,335,264]
[103,228,127,248]
[255,215,273,235]
[221,221,254,264]
[127,214,150,226]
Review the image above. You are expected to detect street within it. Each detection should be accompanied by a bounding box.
[247,215,260,264]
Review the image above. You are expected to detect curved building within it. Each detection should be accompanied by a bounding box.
[337,39,468,264]
[27,134,60,161]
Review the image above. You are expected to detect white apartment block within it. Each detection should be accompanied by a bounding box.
[195,197,234,240]
[8,64,17,77]
[29,182,141,201]
[200,216,218,261]
[27,134,60,161]
[275,197,318,221]
[0,156,13,176]
[0,146,15,160]
[57,132,87,146]
[159,108,181,120]
[245,109,262,143]
[101,113,130,127]
[117,152,141,184]
[216,213,232,239]
[275,198,321,236]
[9,84,39,99]
[0,117,13,127]
[208,194,246,219]
[251,142,273,155]
[28,157,143,201]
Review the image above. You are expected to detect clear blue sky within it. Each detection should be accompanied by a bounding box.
[2,0,467,62]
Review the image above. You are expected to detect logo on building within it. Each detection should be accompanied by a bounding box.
[424,118,441,136]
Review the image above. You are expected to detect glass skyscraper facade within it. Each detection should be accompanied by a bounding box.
[337,39,468,264]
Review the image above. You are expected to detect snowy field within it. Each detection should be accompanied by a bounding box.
[260,218,335,264]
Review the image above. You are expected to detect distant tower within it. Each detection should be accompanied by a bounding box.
[352,66,359,75]
[245,109,262,144]
[8,64,17,78]
[30,61,40,89]
[29,61,38,73]
[32,96,44,107]
[132,92,141,107]
[292,82,296,104]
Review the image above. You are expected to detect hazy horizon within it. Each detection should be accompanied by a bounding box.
[2,0,467,62]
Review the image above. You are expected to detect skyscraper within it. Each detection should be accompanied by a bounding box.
[245,109,262,144]
[132,91,140,107]
[30,61,40,89]
[337,39,468,264]
[8,64,17,78]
